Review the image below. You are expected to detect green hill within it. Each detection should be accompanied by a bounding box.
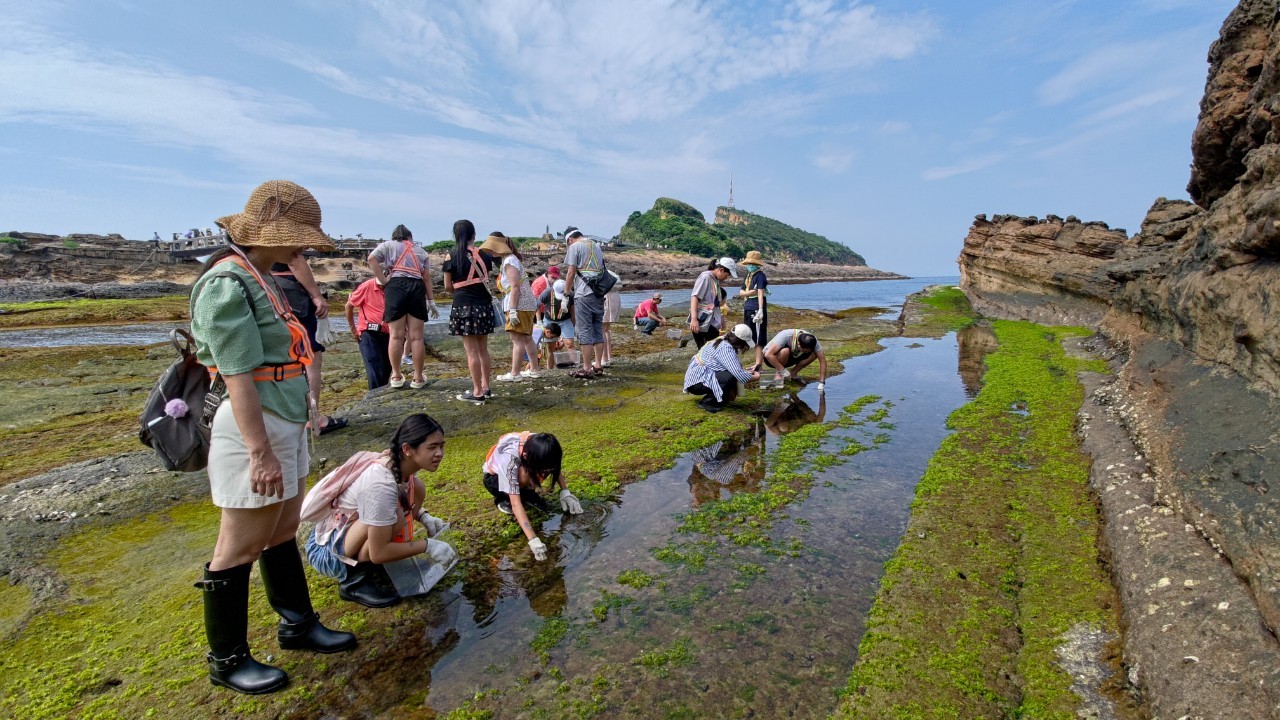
[617,198,866,266]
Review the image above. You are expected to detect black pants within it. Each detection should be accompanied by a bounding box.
[482,473,552,513]
[686,370,740,406]
[692,326,720,348]
[357,330,392,389]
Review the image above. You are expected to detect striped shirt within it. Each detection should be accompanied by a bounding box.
[682,339,752,401]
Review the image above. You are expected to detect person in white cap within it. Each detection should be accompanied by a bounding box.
[681,323,761,412]
[689,257,738,348]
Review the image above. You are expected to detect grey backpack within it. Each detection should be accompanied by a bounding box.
[138,272,255,471]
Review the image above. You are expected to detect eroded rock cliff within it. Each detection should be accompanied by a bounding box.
[960,1,1280,715]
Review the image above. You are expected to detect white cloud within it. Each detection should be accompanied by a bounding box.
[813,150,856,174]
[922,154,1005,181]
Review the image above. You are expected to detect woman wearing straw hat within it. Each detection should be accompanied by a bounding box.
[368,224,437,390]
[191,180,356,695]
[738,250,769,371]
[442,219,497,404]
[481,232,540,382]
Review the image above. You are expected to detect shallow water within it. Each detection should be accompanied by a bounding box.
[369,332,976,717]
[0,277,958,348]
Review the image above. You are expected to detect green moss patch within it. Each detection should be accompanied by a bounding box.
[834,321,1115,719]
[0,296,191,329]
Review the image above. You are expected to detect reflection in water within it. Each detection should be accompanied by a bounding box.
[957,323,998,397]
[688,392,827,506]
[460,535,570,625]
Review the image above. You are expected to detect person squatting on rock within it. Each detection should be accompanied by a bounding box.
[738,250,768,371]
[481,432,585,561]
[345,276,392,389]
[690,257,739,349]
[561,227,609,378]
[633,292,668,335]
[762,328,827,392]
[482,231,540,382]
[442,219,497,404]
[190,180,356,695]
[270,253,347,435]
[682,323,761,413]
[530,264,560,314]
[537,278,575,355]
[303,413,457,609]
[368,224,437,390]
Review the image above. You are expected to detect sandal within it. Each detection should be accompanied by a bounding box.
[569,368,595,379]
[592,366,605,377]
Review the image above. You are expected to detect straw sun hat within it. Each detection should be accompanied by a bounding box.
[215,180,336,251]
[478,233,514,256]
[743,250,765,265]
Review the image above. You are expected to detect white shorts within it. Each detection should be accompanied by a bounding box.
[208,403,309,508]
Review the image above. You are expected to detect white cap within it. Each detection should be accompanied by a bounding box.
[717,257,739,278]
[730,323,755,348]
[552,278,567,300]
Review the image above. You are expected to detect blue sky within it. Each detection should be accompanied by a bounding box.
[0,0,1236,275]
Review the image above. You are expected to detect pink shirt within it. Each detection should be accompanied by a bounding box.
[348,279,387,338]
[634,298,661,321]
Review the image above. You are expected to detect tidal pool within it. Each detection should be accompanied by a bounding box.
[353,332,979,718]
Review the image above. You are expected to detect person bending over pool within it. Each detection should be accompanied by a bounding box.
[682,324,760,412]
[481,432,584,561]
[762,329,827,392]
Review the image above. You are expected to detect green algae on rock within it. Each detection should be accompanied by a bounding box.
[834,321,1120,719]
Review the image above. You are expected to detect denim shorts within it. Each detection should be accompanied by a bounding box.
[305,524,353,581]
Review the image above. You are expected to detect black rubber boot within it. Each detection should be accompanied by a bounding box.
[196,562,289,695]
[338,561,401,608]
[259,540,357,653]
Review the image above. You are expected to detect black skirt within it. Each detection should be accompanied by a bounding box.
[448,300,496,336]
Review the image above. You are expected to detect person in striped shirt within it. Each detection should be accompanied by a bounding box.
[682,324,761,412]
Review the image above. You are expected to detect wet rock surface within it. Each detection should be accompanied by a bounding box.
[959,2,1280,715]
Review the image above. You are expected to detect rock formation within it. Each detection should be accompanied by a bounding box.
[960,1,1280,715]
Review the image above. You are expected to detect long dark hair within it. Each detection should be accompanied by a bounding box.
[451,219,476,270]
[723,334,749,352]
[389,413,444,489]
[520,433,562,486]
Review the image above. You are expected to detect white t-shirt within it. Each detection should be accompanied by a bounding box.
[482,432,525,495]
[314,463,404,546]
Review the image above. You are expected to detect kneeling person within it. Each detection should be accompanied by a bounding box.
[482,432,584,561]
[682,324,760,412]
[304,414,457,608]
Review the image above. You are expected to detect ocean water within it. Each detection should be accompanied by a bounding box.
[0,276,960,348]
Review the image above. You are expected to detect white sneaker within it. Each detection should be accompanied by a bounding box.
[495,373,523,382]
[520,370,541,378]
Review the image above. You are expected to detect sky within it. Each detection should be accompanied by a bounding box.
[0,0,1238,276]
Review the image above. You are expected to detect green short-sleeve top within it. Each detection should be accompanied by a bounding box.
[190,261,309,424]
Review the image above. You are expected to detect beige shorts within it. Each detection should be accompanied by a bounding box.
[505,310,536,335]
[603,292,622,323]
[208,403,309,508]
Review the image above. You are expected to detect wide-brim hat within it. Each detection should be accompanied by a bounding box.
[215,180,335,251]
[743,250,765,265]
[478,234,513,256]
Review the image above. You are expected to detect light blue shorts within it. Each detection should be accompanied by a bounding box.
[305,524,352,581]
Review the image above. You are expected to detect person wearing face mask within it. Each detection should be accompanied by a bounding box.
[738,250,769,371]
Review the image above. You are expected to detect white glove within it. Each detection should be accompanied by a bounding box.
[752,310,764,324]
[507,309,519,323]
[559,489,583,514]
[427,301,440,320]
[784,369,795,381]
[816,382,825,393]
[528,537,547,561]
[417,510,448,537]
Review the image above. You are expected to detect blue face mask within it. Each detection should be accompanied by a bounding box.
[745,264,761,273]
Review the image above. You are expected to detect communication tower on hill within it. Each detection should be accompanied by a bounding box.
[728,174,735,208]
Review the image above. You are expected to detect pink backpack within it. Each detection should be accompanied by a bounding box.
[300,451,387,523]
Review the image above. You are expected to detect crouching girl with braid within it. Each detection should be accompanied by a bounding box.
[303,414,458,608]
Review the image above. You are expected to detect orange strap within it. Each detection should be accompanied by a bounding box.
[218,256,314,366]
[207,362,305,383]
[393,475,417,543]
[388,240,422,276]
[484,431,534,470]
[451,247,489,289]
